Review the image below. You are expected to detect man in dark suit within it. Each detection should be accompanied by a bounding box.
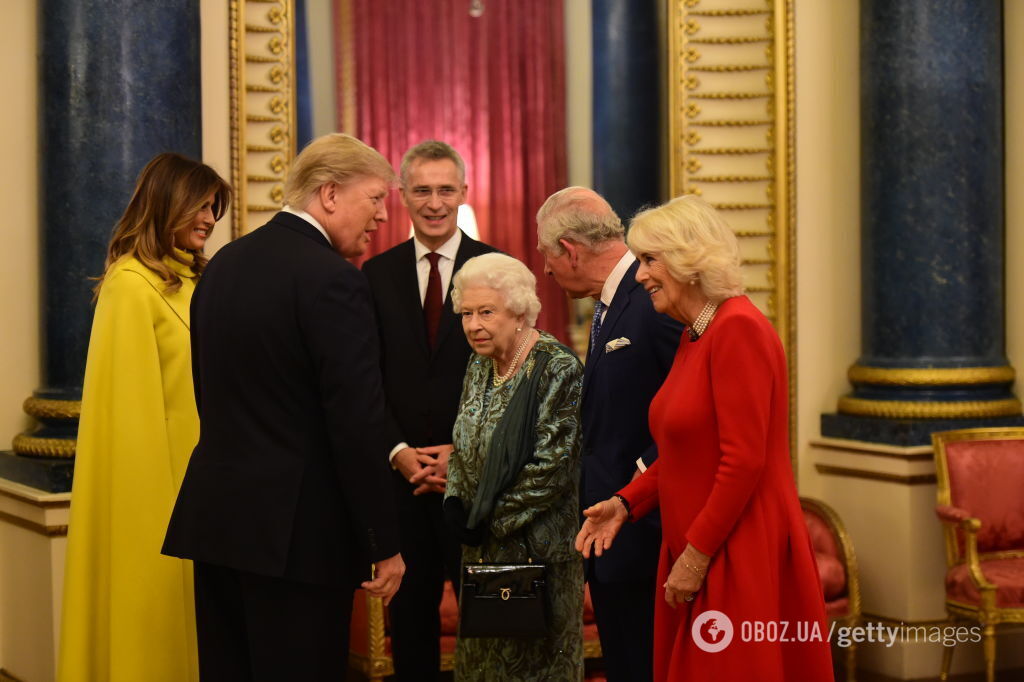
[163,133,405,681]
[361,140,497,681]
[537,187,682,682]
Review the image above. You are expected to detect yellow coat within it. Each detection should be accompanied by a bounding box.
[58,254,200,682]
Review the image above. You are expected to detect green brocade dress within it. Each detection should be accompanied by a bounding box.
[447,332,585,681]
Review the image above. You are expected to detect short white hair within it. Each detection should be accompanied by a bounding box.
[536,186,624,254]
[451,253,542,326]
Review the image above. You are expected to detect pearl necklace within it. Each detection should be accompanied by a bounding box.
[687,301,718,341]
[492,329,534,387]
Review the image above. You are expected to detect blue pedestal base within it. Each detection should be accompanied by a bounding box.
[0,451,74,493]
[821,413,1024,447]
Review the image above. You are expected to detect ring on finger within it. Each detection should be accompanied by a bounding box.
[684,594,694,602]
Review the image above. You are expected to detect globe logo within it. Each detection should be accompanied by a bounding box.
[691,610,734,653]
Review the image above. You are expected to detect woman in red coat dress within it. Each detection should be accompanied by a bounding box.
[575,195,833,681]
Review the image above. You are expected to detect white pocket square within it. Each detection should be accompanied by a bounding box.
[605,337,631,353]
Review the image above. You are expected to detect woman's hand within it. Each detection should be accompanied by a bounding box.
[575,497,629,558]
[664,543,711,608]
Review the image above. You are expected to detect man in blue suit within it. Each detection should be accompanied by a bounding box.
[537,187,682,682]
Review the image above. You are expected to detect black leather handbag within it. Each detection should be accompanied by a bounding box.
[458,561,549,638]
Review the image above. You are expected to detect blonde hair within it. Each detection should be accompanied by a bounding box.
[284,133,396,208]
[627,195,743,302]
[536,186,624,254]
[96,152,231,298]
[451,253,542,326]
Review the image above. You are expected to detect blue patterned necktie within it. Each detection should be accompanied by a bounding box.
[590,300,606,354]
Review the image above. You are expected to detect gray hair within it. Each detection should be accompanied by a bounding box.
[536,186,624,255]
[400,140,466,186]
[627,195,744,303]
[451,253,542,326]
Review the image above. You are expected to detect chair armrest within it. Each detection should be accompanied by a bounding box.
[935,504,970,524]
[959,517,997,591]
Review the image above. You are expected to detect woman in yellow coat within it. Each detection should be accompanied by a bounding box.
[58,153,231,682]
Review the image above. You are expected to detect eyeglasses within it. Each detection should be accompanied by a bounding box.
[406,186,461,202]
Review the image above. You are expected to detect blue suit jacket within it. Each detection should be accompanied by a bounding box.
[581,259,683,582]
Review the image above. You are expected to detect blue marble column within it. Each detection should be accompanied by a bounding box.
[821,0,1022,445]
[2,0,202,490]
[592,0,661,221]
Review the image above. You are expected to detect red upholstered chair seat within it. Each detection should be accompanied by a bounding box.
[945,439,1024,554]
[932,427,1024,682]
[815,552,847,600]
[800,497,860,681]
[825,596,850,620]
[804,509,848,603]
[945,558,1024,608]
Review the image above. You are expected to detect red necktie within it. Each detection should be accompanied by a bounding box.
[424,252,443,347]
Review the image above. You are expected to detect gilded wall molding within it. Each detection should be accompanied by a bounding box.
[814,464,937,486]
[229,0,297,237]
[0,510,68,537]
[669,0,794,340]
[669,0,795,457]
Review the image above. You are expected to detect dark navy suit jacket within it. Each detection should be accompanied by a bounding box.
[581,259,683,583]
[362,231,497,450]
[163,212,400,587]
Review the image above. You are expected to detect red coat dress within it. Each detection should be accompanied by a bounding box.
[620,296,833,681]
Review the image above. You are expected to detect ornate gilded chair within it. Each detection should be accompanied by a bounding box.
[932,427,1024,682]
[348,580,603,680]
[801,496,861,682]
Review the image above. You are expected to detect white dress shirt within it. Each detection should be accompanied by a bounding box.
[281,206,331,245]
[596,250,636,323]
[390,229,464,465]
[413,229,463,303]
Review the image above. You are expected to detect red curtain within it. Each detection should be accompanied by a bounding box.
[336,0,570,341]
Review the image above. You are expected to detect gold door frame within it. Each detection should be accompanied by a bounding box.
[667,0,796,459]
[229,0,298,238]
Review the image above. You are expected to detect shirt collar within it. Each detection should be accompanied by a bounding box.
[599,250,636,307]
[282,205,332,245]
[414,228,463,261]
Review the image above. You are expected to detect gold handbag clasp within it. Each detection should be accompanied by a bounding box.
[500,587,511,601]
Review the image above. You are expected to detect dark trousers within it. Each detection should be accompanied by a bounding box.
[388,486,462,681]
[588,575,656,682]
[193,561,352,682]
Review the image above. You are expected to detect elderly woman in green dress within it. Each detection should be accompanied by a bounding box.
[444,252,585,681]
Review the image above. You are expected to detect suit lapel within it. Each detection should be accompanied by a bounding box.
[582,260,640,396]
[394,240,431,357]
